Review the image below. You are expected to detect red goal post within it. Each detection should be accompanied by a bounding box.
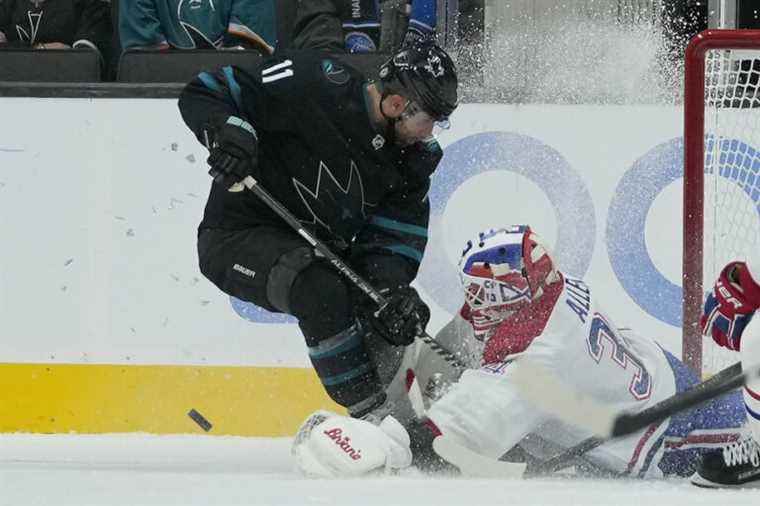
[683,29,760,374]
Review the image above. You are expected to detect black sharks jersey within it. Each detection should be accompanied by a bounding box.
[178,50,442,287]
[0,0,110,51]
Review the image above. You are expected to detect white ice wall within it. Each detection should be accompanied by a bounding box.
[0,98,700,366]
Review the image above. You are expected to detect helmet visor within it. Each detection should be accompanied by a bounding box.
[401,100,450,131]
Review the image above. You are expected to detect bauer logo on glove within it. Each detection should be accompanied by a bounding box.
[701,262,760,351]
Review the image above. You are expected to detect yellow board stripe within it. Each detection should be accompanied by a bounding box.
[0,363,345,436]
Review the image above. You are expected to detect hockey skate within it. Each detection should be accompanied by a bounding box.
[691,434,760,488]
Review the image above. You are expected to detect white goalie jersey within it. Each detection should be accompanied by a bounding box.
[424,275,679,478]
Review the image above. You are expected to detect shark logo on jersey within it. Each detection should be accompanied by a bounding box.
[177,0,223,48]
[322,59,350,85]
[292,160,371,242]
[15,10,43,44]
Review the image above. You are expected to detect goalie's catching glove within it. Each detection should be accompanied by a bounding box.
[292,410,412,478]
[701,262,760,351]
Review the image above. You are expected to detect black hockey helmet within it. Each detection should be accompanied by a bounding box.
[378,41,458,121]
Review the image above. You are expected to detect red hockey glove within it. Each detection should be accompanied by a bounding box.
[701,262,760,351]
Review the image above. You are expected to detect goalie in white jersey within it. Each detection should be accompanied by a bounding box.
[292,225,746,479]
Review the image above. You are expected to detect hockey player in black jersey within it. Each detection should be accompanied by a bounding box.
[177,41,458,420]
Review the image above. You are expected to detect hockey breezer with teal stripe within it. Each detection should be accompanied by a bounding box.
[178,40,458,422]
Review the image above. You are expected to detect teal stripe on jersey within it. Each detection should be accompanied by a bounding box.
[385,244,423,262]
[308,331,363,360]
[320,362,374,386]
[198,72,223,93]
[370,216,428,237]
[222,66,243,110]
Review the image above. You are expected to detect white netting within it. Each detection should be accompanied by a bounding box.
[702,48,760,375]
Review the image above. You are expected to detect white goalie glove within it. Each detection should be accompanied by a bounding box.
[292,410,413,478]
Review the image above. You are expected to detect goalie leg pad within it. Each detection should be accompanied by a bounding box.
[292,411,412,478]
[741,326,760,443]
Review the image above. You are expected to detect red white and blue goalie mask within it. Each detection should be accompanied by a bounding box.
[458,225,558,340]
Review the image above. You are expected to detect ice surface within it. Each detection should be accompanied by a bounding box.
[2,434,758,506]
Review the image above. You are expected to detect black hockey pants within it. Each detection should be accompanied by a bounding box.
[197,226,389,415]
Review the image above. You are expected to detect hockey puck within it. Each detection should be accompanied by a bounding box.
[188,408,213,432]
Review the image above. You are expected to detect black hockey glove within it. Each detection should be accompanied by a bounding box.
[362,285,431,346]
[206,116,259,189]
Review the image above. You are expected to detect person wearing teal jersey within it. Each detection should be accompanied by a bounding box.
[119,0,276,54]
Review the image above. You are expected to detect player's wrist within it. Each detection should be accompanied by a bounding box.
[736,262,760,310]
[718,262,755,312]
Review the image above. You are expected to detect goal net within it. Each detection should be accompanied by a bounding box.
[683,30,760,376]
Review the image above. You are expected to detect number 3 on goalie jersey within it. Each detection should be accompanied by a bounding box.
[586,314,652,400]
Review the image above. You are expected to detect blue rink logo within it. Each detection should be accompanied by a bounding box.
[230,132,760,328]
[607,136,760,326]
[230,296,296,324]
[418,132,596,314]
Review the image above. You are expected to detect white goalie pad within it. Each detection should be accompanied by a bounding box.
[292,410,413,478]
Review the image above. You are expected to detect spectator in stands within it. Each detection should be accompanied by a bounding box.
[0,0,111,60]
[293,0,436,53]
[118,0,276,55]
[343,0,437,53]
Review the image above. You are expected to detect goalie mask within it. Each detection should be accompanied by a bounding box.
[458,225,559,340]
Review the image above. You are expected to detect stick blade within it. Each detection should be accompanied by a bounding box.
[509,358,617,438]
[433,435,526,479]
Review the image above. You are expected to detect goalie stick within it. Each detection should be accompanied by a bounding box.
[432,435,526,478]
[237,175,466,370]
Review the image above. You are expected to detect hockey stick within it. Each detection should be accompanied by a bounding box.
[239,176,466,370]
[524,436,606,477]
[510,359,744,440]
[432,435,527,478]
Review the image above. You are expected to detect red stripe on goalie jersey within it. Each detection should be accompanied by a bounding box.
[459,303,472,322]
[663,432,740,450]
[405,369,416,392]
[745,386,760,402]
[480,278,564,365]
[626,421,664,474]
[424,418,443,437]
